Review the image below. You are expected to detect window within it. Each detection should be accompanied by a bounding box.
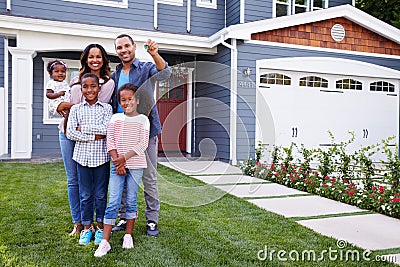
[42,58,118,124]
[370,81,395,93]
[294,0,308,14]
[299,76,328,88]
[260,73,291,85]
[276,0,290,17]
[158,0,183,6]
[42,58,80,124]
[62,0,128,8]
[311,0,327,10]
[336,79,362,90]
[196,0,217,9]
[157,74,186,99]
[274,0,328,17]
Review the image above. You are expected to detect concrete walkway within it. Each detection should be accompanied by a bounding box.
[160,159,400,265]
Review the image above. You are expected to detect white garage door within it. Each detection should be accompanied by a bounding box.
[256,57,400,161]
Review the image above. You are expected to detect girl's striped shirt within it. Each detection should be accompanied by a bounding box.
[107,113,150,169]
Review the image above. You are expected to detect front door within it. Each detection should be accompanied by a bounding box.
[156,74,187,152]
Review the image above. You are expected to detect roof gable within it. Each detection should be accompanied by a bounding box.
[225,4,400,47]
[251,17,400,56]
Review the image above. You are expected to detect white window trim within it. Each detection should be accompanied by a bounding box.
[293,0,309,14]
[42,58,81,125]
[158,0,184,6]
[42,57,118,124]
[62,0,128,8]
[196,0,217,9]
[273,0,328,17]
[273,0,291,17]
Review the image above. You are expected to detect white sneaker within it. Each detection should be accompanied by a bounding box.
[94,239,111,257]
[122,234,134,249]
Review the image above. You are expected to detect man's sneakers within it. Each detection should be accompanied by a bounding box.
[94,239,111,257]
[122,234,134,249]
[146,221,159,236]
[111,219,126,232]
[78,228,93,245]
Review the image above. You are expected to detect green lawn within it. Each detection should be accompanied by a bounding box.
[0,162,396,266]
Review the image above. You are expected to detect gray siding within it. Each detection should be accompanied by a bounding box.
[9,0,154,32]
[190,0,225,35]
[195,45,231,161]
[7,0,225,37]
[226,0,240,27]
[245,0,272,22]
[236,42,400,161]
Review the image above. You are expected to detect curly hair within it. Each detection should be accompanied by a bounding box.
[75,44,111,85]
[46,59,67,75]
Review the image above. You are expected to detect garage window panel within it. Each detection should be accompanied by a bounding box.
[370,81,395,93]
[336,79,362,90]
[260,73,291,85]
[299,76,328,88]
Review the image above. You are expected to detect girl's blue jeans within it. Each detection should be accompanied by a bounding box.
[104,164,143,225]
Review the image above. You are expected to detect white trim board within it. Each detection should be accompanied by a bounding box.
[246,40,400,60]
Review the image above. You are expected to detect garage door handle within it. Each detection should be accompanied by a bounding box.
[292,127,298,137]
[363,129,368,138]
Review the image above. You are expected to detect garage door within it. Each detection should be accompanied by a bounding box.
[256,58,399,161]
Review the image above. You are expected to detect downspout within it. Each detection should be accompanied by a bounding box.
[187,0,191,32]
[240,0,244,23]
[220,36,237,165]
[6,0,11,11]
[154,0,158,30]
[224,0,226,27]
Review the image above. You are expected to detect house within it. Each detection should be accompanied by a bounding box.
[0,0,399,164]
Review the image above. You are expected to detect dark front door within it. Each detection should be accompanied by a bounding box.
[156,74,187,152]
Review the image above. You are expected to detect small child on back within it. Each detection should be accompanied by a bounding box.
[94,83,151,257]
[66,73,112,246]
[45,59,70,132]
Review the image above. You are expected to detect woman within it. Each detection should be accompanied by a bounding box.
[57,43,115,236]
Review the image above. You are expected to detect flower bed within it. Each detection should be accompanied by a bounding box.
[239,135,400,219]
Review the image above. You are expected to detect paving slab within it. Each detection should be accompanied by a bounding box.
[214,183,307,198]
[191,174,267,185]
[298,214,400,251]
[159,160,242,175]
[248,195,364,218]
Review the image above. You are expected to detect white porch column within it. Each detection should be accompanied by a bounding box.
[8,48,36,159]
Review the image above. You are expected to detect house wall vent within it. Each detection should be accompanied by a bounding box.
[331,24,345,42]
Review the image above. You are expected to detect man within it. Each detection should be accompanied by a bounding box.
[110,34,171,236]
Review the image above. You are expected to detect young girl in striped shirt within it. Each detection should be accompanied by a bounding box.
[95,83,151,257]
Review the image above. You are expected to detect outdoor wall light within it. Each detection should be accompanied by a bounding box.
[244,67,252,77]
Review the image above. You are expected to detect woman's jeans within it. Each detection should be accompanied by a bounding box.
[59,132,80,223]
[104,164,143,225]
[77,161,110,226]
